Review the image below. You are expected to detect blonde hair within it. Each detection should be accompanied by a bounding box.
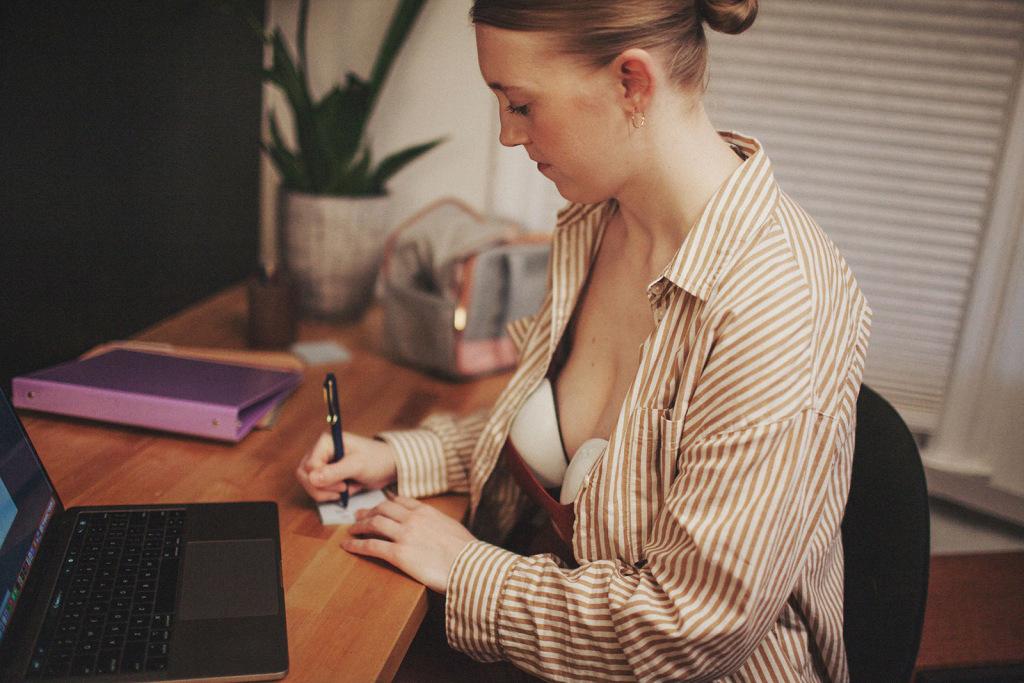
[471,0,757,92]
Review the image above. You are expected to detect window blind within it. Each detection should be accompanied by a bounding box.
[705,0,1024,433]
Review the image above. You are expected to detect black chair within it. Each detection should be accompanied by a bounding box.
[842,385,931,682]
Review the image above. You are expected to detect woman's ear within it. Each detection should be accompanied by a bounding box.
[614,48,657,115]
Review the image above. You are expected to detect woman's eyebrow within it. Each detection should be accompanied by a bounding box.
[488,82,523,94]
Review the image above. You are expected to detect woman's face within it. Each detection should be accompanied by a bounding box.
[475,24,633,204]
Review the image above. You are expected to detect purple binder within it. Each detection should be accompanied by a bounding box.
[11,348,303,441]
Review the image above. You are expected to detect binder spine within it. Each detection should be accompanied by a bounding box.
[11,377,240,441]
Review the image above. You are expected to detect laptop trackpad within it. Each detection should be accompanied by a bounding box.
[179,539,280,620]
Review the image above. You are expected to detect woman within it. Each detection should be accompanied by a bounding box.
[297,0,870,680]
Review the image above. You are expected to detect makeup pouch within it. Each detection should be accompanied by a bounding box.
[379,198,551,379]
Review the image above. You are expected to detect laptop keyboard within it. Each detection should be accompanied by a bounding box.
[28,509,186,677]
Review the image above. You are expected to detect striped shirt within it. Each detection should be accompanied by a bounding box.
[380,133,871,682]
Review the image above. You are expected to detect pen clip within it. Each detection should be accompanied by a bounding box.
[323,374,339,426]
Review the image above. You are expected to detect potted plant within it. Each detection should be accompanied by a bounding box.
[247,0,444,319]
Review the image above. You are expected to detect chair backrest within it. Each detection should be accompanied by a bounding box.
[842,385,930,682]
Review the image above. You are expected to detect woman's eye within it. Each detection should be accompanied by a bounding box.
[506,103,530,116]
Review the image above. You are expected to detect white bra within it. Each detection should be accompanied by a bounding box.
[508,378,608,504]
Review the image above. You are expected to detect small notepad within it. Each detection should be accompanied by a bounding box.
[317,489,388,525]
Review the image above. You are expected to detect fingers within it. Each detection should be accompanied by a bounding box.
[295,431,362,498]
[308,460,352,488]
[295,433,333,483]
[352,498,415,525]
[296,431,400,504]
[299,432,335,472]
[303,484,351,503]
[385,494,420,510]
[348,508,403,540]
[341,499,477,594]
[343,508,413,574]
[295,432,347,501]
[347,498,433,549]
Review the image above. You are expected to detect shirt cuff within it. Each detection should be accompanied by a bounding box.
[445,540,520,662]
[376,428,449,498]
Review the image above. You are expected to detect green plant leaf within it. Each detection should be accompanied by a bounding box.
[296,0,310,74]
[367,0,429,112]
[265,113,309,190]
[269,28,342,190]
[316,76,372,170]
[368,137,447,193]
[246,0,444,196]
[330,149,374,195]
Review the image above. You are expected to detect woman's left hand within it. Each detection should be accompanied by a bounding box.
[343,495,477,593]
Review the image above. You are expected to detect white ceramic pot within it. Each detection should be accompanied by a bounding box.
[281,192,391,320]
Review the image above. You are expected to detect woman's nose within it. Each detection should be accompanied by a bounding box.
[498,113,529,147]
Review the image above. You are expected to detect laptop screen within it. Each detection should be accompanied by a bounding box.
[0,393,59,646]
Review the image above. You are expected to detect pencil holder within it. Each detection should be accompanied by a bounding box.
[247,272,297,349]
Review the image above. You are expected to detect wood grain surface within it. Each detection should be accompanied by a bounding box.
[19,285,511,682]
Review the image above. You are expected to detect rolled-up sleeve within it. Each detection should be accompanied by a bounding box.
[377,408,490,498]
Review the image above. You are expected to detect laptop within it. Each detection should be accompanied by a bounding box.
[0,390,289,681]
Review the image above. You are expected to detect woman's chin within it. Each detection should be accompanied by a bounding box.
[551,183,607,205]
[537,168,608,205]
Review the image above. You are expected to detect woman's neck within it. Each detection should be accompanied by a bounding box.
[613,103,743,271]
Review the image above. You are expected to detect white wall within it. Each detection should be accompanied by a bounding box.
[260,0,513,261]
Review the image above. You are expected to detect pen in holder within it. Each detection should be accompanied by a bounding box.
[247,264,297,349]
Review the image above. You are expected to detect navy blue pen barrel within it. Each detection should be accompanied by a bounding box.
[329,422,344,463]
[323,373,348,507]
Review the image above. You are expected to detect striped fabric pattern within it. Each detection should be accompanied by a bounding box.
[380,133,871,682]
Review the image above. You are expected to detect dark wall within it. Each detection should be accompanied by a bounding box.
[0,0,265,390]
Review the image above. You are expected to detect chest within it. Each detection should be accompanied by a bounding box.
[553,233,659,456]
[553,273,712,563]
[565,289,706,564]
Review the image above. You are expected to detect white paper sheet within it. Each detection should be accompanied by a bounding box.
[316,488,388,525]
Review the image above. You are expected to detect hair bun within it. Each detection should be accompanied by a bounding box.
[697,0,758,35]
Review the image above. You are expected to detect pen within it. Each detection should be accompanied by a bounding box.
[323,373,348,507]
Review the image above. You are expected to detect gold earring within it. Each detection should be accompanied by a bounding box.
[631,110,646,129]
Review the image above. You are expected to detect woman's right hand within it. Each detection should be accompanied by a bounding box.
[295,431,398,502]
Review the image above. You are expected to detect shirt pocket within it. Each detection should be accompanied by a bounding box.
[647,404,689,511]
[618,405,688,495]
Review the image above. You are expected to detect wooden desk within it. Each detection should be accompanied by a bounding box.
[18,286,512,682]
